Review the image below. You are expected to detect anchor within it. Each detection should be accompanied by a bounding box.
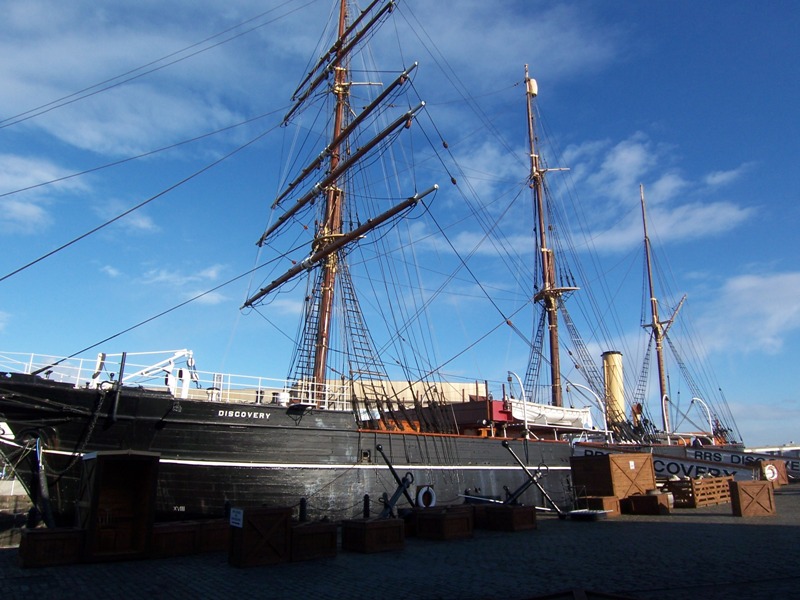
[375,443,415,518]
[502,440,567,519]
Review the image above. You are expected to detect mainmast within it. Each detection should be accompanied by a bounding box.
[312,0,350,394]
[242,0,434,408]
[526,65,564,408]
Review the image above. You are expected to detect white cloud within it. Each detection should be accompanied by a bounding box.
[455,140,522,200]
[186,290,227,305]
[558,133,753,254]
[0,154,87,234]
[101,265,121,277]
[0,1,307,157]
[0,154,85,194]
[141,263,225,287]
[0,198,52,235]
[703,162,754,187]
[591,199,753,254]
[95,198,160,234]
[700,272,800,354]
[401,2,620,90]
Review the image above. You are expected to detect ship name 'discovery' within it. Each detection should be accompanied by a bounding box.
[217,409,270,420]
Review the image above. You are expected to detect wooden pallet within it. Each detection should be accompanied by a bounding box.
[667,476,733,508]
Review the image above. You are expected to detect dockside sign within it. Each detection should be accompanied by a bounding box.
[686,449,800,479]
[575,446,757,481]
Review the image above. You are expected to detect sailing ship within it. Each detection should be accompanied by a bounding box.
[0,1,605,526]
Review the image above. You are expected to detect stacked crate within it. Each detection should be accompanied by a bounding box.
[570,453,665,516]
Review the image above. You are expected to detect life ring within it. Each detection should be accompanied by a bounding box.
[764,464,779,481]
[416,485,437,508]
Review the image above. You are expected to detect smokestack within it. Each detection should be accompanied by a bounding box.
[602,351,625,426]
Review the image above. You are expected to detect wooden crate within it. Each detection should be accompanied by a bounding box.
[757,460,788,487]
[151,521,199,558]
[341,518,404,553]
[621,493,670,515]
[228,507,292,567]
[667,476,732,508]
[290,521,338,562]
[483,505,537,531]
[77,451,159,562]
[197,519,230,553]
[576,496,620,517]
[18,528,85,568]
[730,481,776,517]
[414,506,474,540]
[570,454,656,499]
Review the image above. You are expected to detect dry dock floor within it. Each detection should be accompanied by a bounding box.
[1,485,798,599]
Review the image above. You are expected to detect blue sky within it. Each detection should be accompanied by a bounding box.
[1,0,798,447]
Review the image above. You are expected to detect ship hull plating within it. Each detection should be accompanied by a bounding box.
[0,374,572,523]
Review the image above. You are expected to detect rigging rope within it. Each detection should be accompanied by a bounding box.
[0,0,317,129]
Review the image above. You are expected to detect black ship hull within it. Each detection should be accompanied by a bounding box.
[0,373,573,524]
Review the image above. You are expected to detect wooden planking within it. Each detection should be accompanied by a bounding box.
[668,476,732,508]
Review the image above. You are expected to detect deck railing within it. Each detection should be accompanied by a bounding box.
[0,350,352,410]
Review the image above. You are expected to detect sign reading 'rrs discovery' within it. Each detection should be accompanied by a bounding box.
[575,446,757,481]
[687,449,800,478]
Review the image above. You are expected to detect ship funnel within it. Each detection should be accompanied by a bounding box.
[602,351,625,425]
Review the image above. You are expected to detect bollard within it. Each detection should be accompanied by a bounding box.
[299,498,307,522]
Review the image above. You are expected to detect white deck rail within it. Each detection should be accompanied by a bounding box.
[0,350,352,410]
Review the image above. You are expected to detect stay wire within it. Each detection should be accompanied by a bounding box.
[0,106,287,201]
[0,0,318,129]
[35,253,286,371]
[0,120,284,284]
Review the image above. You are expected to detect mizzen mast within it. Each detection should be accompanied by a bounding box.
[640,184,684,433]
[525,65,575,408]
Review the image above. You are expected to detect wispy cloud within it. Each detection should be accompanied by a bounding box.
[0,1,307,157]
[699,272,800,354]
[560,133,754,253]
[96,198,160,234]
[100,265,121,278]
[141,263,226,287]
[186,290,228,305]
[589,199,753,253]
[0,154,87,234]
[0,198,52,235]
[703,163,755,187]
[401,1,621,89]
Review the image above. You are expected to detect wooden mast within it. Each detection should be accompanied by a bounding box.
[640,184,671,433]
[525,65,563,408]
[312,0,349,399]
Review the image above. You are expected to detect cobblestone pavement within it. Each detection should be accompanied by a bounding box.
[1,486,798,600]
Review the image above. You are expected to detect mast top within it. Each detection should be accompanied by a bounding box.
[526,77,538,97]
